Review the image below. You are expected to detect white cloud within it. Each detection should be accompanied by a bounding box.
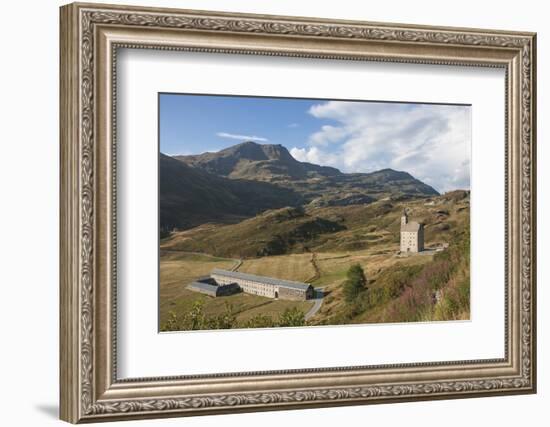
[290,146,340,166]
[216,132,268,142]
[290,101,470,193]
[309,125,348,146]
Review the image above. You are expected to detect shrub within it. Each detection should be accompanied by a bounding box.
[381,222,470,323]
[161,310,180,331]
[243,314,276,328]
[206,302,237,329]
[161,301,308,331]
[278,307,306,327]
[343,264,368,303]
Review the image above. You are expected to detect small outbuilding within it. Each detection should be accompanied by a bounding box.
[187,277,240,297]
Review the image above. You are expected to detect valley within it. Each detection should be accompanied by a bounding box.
[159,160,470,331]
[156,92,471,332]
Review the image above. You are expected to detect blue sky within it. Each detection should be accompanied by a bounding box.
[160,94,326,155]
[159,93,471,192]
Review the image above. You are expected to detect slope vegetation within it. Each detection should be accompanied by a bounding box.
[174,142,439,199]
[160,153,302,230]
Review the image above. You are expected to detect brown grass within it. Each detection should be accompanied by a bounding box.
[159,193,470,329]
[237,253,315,282]
[159,250,313,328]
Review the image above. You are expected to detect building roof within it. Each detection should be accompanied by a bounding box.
[195,276,217,285]
[211,268,311,291]
[187,281,219,295]
[401,221,423,232]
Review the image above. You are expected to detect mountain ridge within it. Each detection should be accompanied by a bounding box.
[174,141,437,190]
[174,140,340,181]
[163,141,439,231]
[160,153,303,231]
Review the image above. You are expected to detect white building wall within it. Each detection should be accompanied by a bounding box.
[211,274,279,298]
[400,231,419,252]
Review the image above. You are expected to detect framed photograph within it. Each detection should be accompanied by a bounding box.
[60,2,537,423]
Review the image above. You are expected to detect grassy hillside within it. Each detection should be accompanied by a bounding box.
[162,192,469,258]
[308,223,470,326]
[160,153,302,231]
[161,206,345,258]
[159,191,470,331]
[237,253,316,282]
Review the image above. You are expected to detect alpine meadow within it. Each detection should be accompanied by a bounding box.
[159,94,471,332]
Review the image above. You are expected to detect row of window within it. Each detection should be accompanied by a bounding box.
[212,275,309,299]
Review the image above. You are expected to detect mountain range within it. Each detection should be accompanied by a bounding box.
[162,141,439,230]
[174,140,340,181]
[160,153,302,231]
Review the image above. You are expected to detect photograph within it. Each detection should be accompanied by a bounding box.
[158,94,472,332]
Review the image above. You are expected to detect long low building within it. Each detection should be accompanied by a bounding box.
[187,269,314,301]
[211,269,314,301]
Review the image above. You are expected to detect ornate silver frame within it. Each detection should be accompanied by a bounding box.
[60,2,537,423]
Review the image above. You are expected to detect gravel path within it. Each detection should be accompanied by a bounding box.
[304,252,324,320]
[305,288,324,321]
[231,258,243,271]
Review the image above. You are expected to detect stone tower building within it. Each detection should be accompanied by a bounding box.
[400,209,424,253]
